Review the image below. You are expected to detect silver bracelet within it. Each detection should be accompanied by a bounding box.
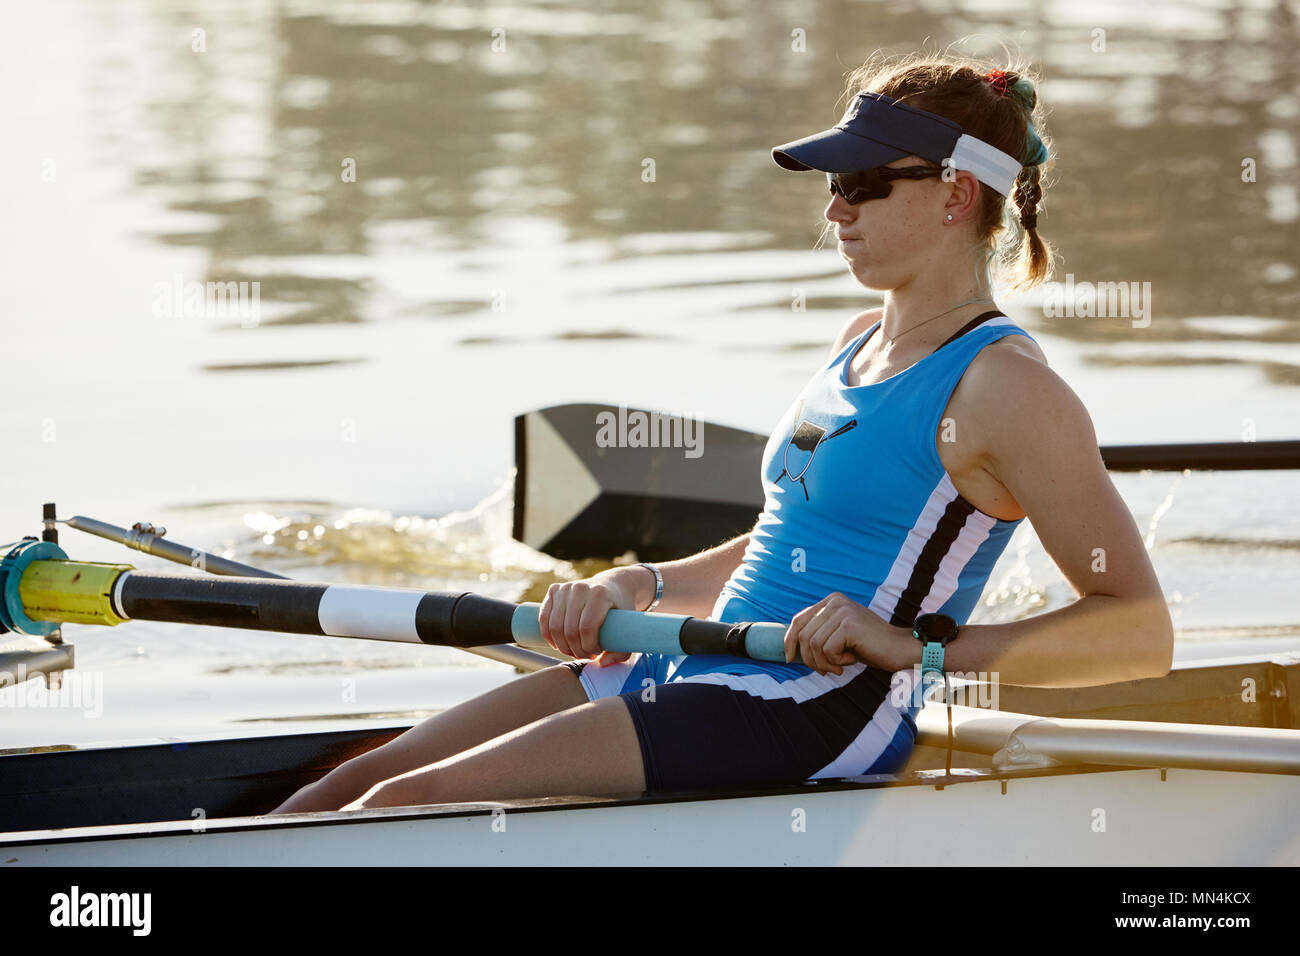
[638,562,663,612]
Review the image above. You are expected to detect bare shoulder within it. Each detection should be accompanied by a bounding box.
[828,306,882,359]
[964,330,1053,401]
[962,332,1100,468]
[958,330,1167,616]
[982,329,1049,366]
[949,329,1053,422]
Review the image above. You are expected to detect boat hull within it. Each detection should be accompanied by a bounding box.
[5,651,1300,866]
[5,765,1300,866]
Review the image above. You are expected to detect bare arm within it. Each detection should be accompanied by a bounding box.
[594,532,751,620]
[919,349,1174,687]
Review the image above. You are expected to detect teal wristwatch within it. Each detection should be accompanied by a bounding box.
[912,612,959,678]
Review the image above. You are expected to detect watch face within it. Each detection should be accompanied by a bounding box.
[914,613,958,644]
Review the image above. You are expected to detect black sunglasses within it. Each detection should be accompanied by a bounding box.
[827,165,945,204]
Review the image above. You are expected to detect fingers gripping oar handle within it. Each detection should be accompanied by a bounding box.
[509,603,790,663]
[7,558,794,664]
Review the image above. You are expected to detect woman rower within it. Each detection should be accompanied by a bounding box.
[271,54,1173,814]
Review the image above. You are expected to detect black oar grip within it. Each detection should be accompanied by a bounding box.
[414,592,517,646]
[678,617,756,657]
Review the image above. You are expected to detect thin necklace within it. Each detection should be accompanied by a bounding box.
[882,295,995,346]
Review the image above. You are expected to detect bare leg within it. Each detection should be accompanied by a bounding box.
[343,695,644,809]
[270,662,590,813]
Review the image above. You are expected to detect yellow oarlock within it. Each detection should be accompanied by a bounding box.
[19,559,132,627]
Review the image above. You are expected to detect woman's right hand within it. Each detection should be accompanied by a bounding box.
[538,570,641,666]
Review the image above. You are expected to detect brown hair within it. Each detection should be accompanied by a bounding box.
[830,52,1057,292]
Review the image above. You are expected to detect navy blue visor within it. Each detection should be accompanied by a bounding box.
[772,91,1023,196]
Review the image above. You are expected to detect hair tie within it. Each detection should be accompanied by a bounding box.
[1019,212,1038,230]
[1022,125,1049,166]
[985,70,1049,166]
[982,69,1011,97]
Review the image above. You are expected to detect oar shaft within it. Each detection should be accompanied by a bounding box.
[1100,439,1300,472]
[60,514,555,672]
[115,572,510,645]
[17,563,793,663]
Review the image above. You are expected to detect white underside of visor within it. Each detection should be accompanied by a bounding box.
[951,134,1023,197]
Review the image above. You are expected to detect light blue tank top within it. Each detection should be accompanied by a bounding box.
[713,310,1036,632]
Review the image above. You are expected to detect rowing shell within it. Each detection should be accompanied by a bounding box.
[4,697,1300,866]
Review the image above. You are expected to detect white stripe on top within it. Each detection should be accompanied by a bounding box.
[869,472,988,623]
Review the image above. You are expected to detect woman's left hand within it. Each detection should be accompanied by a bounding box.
[784,592,915,675]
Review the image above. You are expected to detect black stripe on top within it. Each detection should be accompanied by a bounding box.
[936,309,1006,350]
[888,495,979,628]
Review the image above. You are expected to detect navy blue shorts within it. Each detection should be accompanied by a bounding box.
[564,651,919,793]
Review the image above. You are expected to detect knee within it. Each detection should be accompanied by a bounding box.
[304,752,386,803]
[344,767,445,810]
[269,759,369,814]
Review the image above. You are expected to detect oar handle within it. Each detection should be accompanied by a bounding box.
[510,602,793,663]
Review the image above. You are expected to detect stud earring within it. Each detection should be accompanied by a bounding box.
[945,214,953,222]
